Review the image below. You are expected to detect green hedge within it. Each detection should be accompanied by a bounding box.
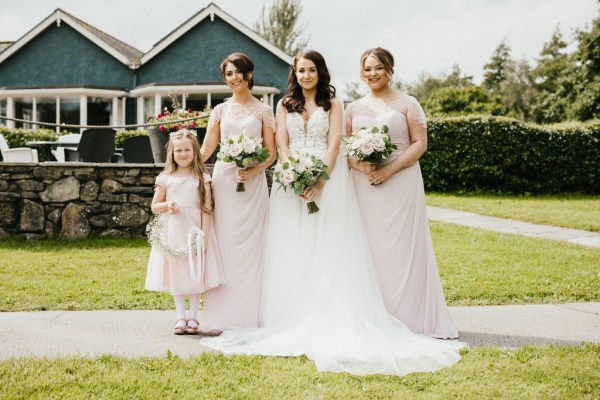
[2,118,599,194]
[0,126,147,161]
[422,116,600,194]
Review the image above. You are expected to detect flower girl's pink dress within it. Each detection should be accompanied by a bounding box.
[346,93,458,339]
[145,172,224,294]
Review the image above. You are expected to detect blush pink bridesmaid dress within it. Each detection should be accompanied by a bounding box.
[346,94,458,339]
[200,98,275,331]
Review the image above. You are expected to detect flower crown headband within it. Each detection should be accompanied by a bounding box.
[169,129,197,138]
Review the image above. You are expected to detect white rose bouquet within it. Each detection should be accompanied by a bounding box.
[217,133,270,192]
[343,124,396,165]
[273,152,330,214]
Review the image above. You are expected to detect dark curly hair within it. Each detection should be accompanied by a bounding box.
[220,52,254,90]
[283,50,336,113]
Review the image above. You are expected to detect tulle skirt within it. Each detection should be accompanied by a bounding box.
[202,153,464,376]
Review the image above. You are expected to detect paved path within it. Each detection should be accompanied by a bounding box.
[1,303,598,359]
[2,208,598,359]
[427,206,600,248]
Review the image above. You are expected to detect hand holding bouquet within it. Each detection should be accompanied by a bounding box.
[273,152,330,214]
[343,125,396,185]
[217,133,270,192]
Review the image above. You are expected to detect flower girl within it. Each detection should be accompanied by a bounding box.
[145,129,224,334]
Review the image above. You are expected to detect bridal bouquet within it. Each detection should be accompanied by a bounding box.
[273,152,330,214]
[217,133,270,192]
[343,124,396,164]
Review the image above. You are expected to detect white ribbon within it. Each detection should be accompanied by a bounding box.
[187,226,205,285]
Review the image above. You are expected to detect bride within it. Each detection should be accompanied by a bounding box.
[201,50,463,376]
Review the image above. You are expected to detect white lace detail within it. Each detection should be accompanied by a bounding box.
[287,107,329,152]
[347,94,427,129]
[209,101,275,129]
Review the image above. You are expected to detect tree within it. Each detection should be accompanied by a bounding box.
[343,81,367,101]
[407,64,473,102]
[567,11,600,121]
[531,27,570,123]
[483,39,511,93]
[500,59,537,121]
[423,86,505,116]
[254,0,309,56]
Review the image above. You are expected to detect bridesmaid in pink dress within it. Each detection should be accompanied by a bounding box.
[200,53,276,333]
[346,47,457,339]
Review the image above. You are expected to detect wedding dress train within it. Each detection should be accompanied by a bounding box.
[201,105,463,376]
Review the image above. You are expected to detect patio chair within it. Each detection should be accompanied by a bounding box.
[52,133,81,162]
[121,135,154,163]
[0,133,38,162]
[64,129,116,162]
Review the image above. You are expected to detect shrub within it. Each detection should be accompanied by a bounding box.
[0,126,147,161]
[422,116,600,194]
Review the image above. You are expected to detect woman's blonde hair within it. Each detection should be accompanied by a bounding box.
[164,129,212,214]
[359,47,395,85]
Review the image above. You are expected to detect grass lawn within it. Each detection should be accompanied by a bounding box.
[1,224,599,311]
[1,345,599,399]
[426,193,600,232]
[431,222,600,306]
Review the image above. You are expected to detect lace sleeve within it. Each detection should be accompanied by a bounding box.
[207,104,223,129]
[261,105,276,132]
[406,96,427,129]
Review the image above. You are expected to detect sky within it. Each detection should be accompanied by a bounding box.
[0,0,598,93]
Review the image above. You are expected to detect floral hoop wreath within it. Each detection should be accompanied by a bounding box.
[146,213,200,259]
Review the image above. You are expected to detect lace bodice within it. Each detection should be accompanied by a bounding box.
[208,99,276,141]
[346,93,427,156]
[286,107,329,154]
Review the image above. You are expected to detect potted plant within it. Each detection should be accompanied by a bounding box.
[147,98,209,163]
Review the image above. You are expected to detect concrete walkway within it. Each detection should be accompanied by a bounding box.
[1,303,599,359]
[427,206,600,248]
[1,208,598,360]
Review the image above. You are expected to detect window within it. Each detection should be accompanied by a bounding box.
[60,97,80,133]
[144,96,155,121]
[0,98,6,126]
[161,94,182,113]
[210,93,229,108]
[88,97,112,126]
[36,97,57,129]
[14,97,33,129]
[185,93,208,112]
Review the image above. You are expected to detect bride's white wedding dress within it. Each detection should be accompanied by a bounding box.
[201,105,464,376]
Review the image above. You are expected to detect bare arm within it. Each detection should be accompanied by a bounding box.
[150,185,180,214]
[274,100,291,160]
[201,121,220,164]
[321,98,343,174]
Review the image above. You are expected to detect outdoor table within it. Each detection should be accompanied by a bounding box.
[25,141,80,161]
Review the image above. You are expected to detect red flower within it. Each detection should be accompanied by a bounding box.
[195,112,199,116]
[191,121,196,126]
[159,126,166,132]
[157,113,162,118]
[188,108,192,113]
[173,125,178,131]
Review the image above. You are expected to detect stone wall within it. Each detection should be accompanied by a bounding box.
[0,162,166,240]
